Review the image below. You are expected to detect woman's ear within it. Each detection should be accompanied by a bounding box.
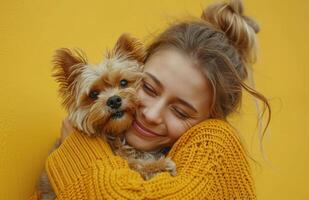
[109,33,146,64]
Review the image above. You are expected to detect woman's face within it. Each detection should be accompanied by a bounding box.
[125,48,212,151]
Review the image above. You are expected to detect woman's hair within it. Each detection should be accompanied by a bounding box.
[144,0,271,161]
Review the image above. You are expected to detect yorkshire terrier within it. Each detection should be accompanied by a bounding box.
[36,34,176,199]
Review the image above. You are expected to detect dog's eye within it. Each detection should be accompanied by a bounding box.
[89,91,99,100]
[119,79,128,88]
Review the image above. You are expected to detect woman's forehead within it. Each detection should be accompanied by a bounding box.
[144,49,211,107]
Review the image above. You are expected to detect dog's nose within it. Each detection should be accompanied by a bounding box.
[106,95,122,109]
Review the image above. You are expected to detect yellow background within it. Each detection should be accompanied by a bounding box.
[0,0,308,199]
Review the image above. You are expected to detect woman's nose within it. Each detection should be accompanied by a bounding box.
[141,100,164,125]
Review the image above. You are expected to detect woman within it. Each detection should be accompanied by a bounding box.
[45,0,270,199]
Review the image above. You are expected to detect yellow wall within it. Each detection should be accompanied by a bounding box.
[0,0,308,199]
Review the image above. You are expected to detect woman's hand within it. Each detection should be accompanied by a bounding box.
[60,117,74,143]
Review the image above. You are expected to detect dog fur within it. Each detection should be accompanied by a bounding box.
[36,34,176,199]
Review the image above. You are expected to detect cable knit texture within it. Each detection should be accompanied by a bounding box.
[45,119,257,199]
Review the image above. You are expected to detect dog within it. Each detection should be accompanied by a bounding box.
[36,34,176,199]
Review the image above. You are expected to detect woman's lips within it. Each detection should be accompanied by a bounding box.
[132,120,162,138]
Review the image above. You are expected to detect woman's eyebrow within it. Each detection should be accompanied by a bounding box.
[176,98,198,113]
[145,72,163,89]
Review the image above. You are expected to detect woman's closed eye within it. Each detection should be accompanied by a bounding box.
[142,81,157,96]
[171,106,190,119]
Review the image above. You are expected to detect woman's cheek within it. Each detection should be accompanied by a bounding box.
[166,115,186,143]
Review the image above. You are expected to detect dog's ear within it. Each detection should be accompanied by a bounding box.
[109,33,145,63]
[52,48,87,107]
[53,48,87,87]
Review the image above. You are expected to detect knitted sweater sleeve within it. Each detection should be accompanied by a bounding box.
[46,119,257,199]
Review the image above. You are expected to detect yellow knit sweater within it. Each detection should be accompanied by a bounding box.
[45,119,257,199]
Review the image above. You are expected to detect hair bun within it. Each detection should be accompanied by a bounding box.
[201,0,259,64]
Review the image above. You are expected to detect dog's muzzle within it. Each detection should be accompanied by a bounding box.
[107,95,122,109]
[111,110,124,119]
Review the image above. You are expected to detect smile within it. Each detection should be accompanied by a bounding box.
[133,120,162,138]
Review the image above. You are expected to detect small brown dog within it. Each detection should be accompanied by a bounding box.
[36,34,176,199]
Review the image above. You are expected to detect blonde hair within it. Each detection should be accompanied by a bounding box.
[145,0,271,163]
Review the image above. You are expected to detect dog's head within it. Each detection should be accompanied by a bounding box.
[53,33,145,136]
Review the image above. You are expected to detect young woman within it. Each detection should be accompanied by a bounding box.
[44,0,270,199]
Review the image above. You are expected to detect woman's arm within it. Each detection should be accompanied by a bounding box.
[46,119,257,199]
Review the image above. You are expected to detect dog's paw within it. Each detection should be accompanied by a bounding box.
[164,157,177,176]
